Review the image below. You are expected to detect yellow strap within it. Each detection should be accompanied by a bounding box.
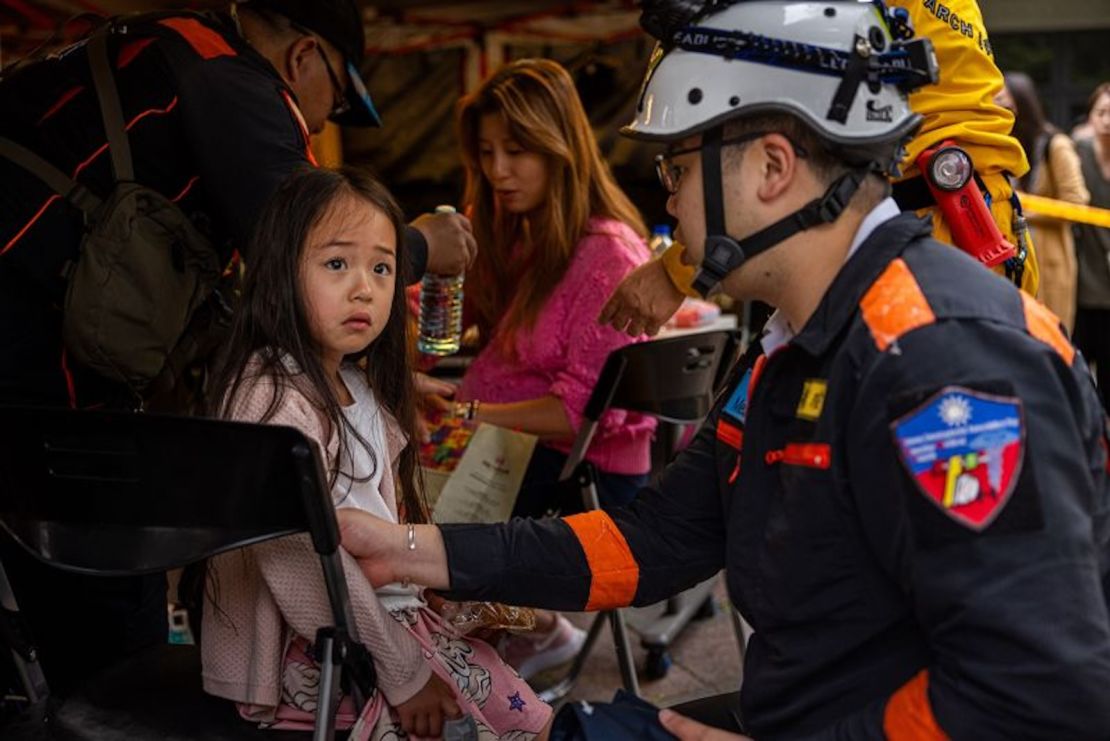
[1017,192,1110,229]
[660,240,701,298]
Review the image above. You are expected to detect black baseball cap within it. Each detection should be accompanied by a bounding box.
[247,0,381,127]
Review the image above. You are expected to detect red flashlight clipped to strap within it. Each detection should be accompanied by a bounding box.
[916,140,1015,268]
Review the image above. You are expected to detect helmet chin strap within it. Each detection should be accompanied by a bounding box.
[691,127,868,297]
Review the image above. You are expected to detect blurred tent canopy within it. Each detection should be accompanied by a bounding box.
[1,0,669,221]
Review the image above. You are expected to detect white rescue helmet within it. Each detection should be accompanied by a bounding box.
[622,0,938,295]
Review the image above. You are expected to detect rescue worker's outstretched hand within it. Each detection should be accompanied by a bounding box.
[413,210,477,275]
[337,509,396,588]
[599,258,684,336]
[658,710,752,741]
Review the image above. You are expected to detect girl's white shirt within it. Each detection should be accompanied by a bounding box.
[336,364,424,611]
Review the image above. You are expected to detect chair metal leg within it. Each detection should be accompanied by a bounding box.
[633,576,718,652]
[0,561,48,704]
[608,609,640,697]
[313,631,342,741]
[536,611,607,704]
[536,607,641,702]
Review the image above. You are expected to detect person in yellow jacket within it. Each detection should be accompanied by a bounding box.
[601,0,1039,336]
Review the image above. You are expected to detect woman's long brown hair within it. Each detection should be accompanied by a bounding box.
[458,58,647,355]
[207,166,428,525]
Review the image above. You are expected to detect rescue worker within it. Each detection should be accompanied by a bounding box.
[337,1,1110,737]
[601,0,1039,337]
[0,0,473,695]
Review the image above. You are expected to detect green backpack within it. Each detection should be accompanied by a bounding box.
[0,28,223,403]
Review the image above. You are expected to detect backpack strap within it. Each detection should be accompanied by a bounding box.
[0,137,103,215]
[86,28,135,183]
[0,25,132,210]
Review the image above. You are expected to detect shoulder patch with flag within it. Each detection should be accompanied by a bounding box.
[891,387,1024,531]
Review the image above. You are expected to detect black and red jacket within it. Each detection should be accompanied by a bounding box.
[0,12,425,406]
[439,213,1110,738]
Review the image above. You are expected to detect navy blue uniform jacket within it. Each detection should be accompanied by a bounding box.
[440,213,1110,739]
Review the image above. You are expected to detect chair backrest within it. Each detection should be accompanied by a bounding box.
[0,406,339,576]
[585,330,737,424]
[559,330,738,484]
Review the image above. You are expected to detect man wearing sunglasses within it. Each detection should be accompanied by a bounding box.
[336,1,1110,737]
[0,0,472,698]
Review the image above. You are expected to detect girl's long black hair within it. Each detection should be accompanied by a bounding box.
[207,166,428,524]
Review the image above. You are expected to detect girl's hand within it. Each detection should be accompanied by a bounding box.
[658,709,753,740]
[395,672,461,738]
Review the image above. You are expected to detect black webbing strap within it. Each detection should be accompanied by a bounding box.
[702,128,727,237]
[87,29,135,182]
[0,137,103,214]
[827,35,871,124]
[671,26,936,92]
[692,169,865,296]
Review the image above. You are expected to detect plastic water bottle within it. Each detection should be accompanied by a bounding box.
[417,205,465,356]
[648,223,674,255]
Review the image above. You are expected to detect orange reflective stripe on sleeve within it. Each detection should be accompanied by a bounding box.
[860,258,936,351]
[1020,292,1075,366]
[564,510,639,611]
[883,670,950,740]
[158,17,237,60]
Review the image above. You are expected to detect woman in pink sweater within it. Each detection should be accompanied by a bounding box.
[450,59,655,676]
[203,168,551,739]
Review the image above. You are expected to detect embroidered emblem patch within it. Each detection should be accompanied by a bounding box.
[796,379,827,421]
[891,387,1024,531]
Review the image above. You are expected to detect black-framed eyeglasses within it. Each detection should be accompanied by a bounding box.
[653,130,808,194]
[315,43,350,118]
[291,23,351,119]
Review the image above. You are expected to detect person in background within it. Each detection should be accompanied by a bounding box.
[998,72,1090,332]
[204,167,552,739]
[1073,82,1110,409]
[446,58,655,679]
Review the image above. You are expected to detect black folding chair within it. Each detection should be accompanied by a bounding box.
[0,406,372,741]
[538,329,738,703]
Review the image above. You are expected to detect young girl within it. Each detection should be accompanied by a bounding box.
[201,167,552,740]
[447,59,655,678]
